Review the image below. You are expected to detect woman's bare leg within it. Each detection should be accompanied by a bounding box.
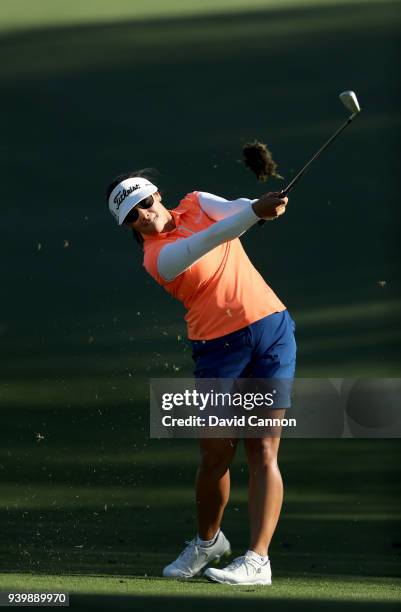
[196,438,238,540]
[244,411,285,556]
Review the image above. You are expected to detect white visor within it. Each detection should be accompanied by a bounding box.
[109,177,158,225]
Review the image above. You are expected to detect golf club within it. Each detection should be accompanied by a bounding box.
[258,90,361,225]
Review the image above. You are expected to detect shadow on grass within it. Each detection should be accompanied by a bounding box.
[0,0,400,601]
[67,594,401,612]
[1,438,400,578]
[1,506,400,578]
[0,0,400,379]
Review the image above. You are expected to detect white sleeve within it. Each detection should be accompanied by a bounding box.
[157,205,260,282]
[198,191,258,221]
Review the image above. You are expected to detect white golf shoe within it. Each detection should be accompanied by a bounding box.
[163,531,231,579]
[204,552,272,585]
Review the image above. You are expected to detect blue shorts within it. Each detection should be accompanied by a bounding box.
[191,310,296,408]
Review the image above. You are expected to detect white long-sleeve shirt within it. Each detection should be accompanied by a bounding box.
[158,192,259,281]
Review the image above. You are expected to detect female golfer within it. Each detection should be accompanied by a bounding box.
[107,169,296,585]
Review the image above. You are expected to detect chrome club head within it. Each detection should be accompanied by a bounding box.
[339,90,361,116]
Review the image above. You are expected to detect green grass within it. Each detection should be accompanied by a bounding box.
[0,0,394,32]
[0,438,400,609]
[0,573,400,608]
[1,0,400,381]
[0,0,400,610]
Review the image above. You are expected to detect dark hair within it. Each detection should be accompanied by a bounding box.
[106,167,160,247]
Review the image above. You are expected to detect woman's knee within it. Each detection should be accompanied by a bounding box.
[245,437,280,469]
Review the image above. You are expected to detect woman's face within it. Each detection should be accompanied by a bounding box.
[125,192,174,235]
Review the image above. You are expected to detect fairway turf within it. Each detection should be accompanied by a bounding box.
[0,573,400,611]
[0,440,400,609]
[1,0,400,610]
[0,0,393,32]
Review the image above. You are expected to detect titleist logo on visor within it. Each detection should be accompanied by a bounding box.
[114,183,147,210]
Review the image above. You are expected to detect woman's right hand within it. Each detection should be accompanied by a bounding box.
[252,192,288,221]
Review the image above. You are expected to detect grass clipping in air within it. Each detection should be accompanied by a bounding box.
[243,140,283,182]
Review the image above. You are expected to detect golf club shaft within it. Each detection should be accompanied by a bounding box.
[258,113,356,225]
[281,115,355,195]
